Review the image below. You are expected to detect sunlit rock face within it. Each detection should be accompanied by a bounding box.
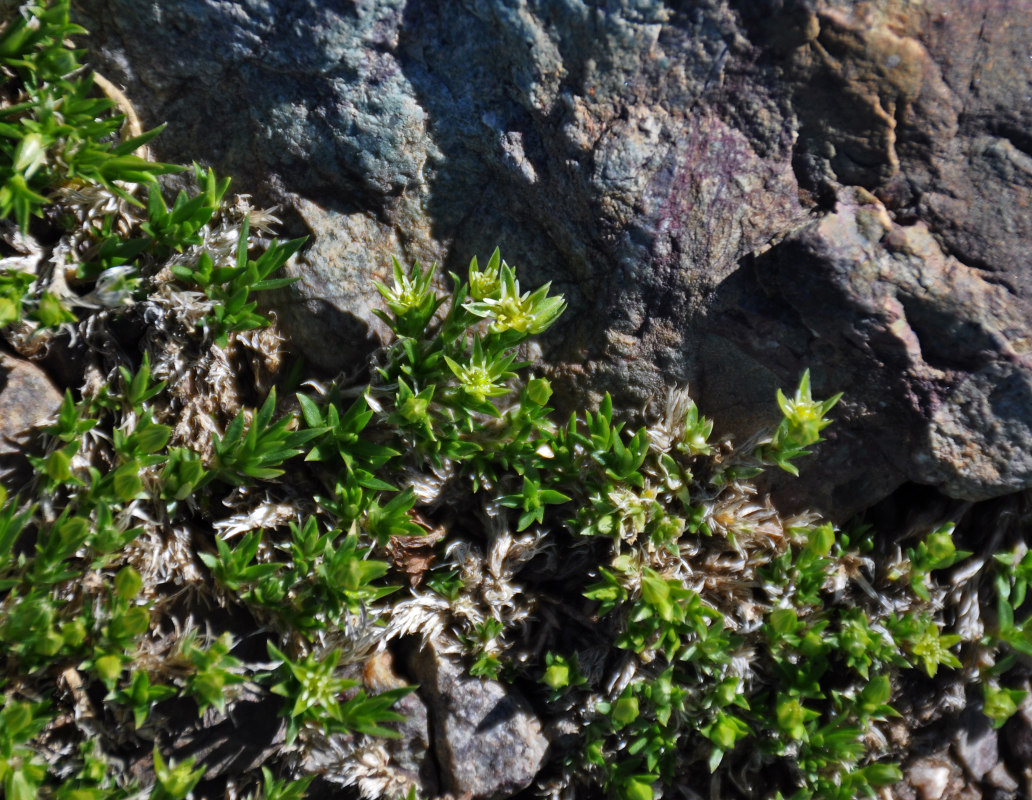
[75,0,1032,517]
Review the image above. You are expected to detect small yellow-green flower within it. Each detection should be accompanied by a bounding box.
[775,369,842,446]
[444,335,516,402]
[465,262,565,335]
[468,248,502,301]
[375,257,436,317]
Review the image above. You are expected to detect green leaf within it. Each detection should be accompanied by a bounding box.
[858,674,892,713]
[776,696,815,741]
[611,694,640,728]
[152,749,206,800]
[983,683,1026,729]
[364,486,421,544]
[93,654,124,688]
[111,460,147,501]
[258,767,313,800]
[617,774,656,800]
[860,763,903,787]
[114,565,143,600]
[211,388,320,485]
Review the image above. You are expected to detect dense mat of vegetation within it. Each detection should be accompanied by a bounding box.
[1,3,1031,800]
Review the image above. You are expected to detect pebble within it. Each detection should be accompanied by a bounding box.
[409,640,548,799]
[907,756,952,800]
[985,762,1019,794]
[954,707,1000,783]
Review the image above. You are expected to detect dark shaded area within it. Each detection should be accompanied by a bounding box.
[273,298,379,377]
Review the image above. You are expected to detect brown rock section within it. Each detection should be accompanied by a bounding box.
[715,187,1032,513]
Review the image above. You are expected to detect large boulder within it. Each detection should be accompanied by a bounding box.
[73,0,1032,516]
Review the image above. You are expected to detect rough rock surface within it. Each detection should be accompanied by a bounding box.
[71,1,1032,511]
[904,755,964,800]
[408,641,548,799]
[0,355,62,482]
[953,705,999,784]
[742,187,1032,513]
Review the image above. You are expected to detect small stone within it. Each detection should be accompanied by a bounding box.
[410,640,548,799]
[0,355,62,484]
[985,762,1019,793]
[906,757,952,800]
[954,707,1000,783]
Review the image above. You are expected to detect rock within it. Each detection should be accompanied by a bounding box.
[408,640,548,799]
[72,0,1032,513]
[741,188,1032,515]
[953,705,999,783]
[1000,691,1032,773]
[910,0,1032,283]
[984,762,1019,794]
[905,755,955,800]
[0,355,62,486]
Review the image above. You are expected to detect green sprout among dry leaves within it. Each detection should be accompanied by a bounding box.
[1,3,1031,800]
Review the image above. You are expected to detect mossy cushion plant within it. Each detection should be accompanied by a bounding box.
[1,2,1031,799]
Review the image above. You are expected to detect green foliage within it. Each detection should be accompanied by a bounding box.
[541,651,587,696]
[990,547,1032,658]
[444,333,518,403]
[206,518,396,634]
[143,164,230,253]
[0,1,182,232]
[0,268,33,325]
[0,697,50,800]
[426,567,464,602]
[499,475,571,532]
[159,447,207,509]
[299,391,399,488]
[151,749,205,800]
[754,369,842,476]
[0,234,943,800]
[118,352,166,411]
[267,643,411,746]
[464,258,566,335]
[374,257,444,339]
[211,388,321,485]
[172,214,305,346]
[0,4,404,798]
[199,531,281,593]
[364,487,424,544]
[462,617,505,679]
[255,767,313,800]
[110,670,177,729]
[367,248,565,474]
[0,4,303,338]
[982,682,1026,730]
[888,522,971,602]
